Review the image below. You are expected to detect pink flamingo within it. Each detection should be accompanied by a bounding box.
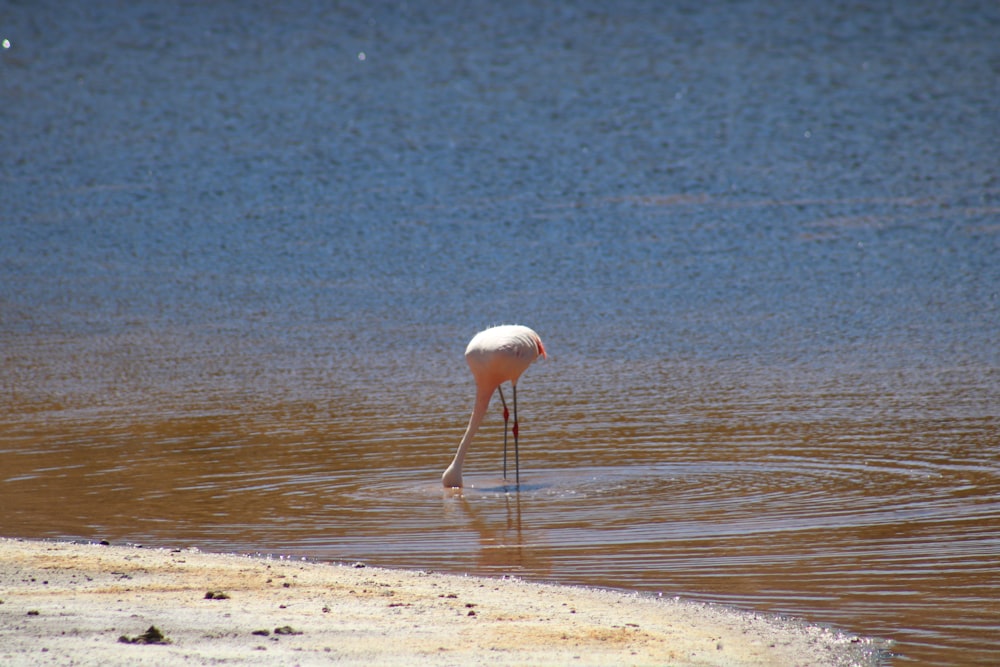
[442,325,547,488]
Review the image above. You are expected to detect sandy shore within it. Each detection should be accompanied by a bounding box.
[0,538,888,666]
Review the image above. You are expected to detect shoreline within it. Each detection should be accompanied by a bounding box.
[0,537,889,666]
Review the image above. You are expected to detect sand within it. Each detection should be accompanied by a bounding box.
[0,538,888,666]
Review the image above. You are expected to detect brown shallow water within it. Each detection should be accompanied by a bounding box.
[3,1,999,665]
[2,349,997,665]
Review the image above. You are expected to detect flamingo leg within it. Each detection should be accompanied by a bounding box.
[512,384,520,486]
[498,386,510,479]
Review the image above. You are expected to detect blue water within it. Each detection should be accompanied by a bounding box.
[2,1,998,665]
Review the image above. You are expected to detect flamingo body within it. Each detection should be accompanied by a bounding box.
[442,325,546,488]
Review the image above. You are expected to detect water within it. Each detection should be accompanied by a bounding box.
[2,1,998,664]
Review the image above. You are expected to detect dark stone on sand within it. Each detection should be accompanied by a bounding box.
[119,625,170,645]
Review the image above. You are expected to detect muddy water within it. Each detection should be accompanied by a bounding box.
[4,357,998,665]
[2,1,999,665]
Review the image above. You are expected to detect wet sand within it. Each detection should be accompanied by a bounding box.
[0,538,886,666]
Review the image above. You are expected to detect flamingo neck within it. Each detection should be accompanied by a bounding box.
[442,385,494,487]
